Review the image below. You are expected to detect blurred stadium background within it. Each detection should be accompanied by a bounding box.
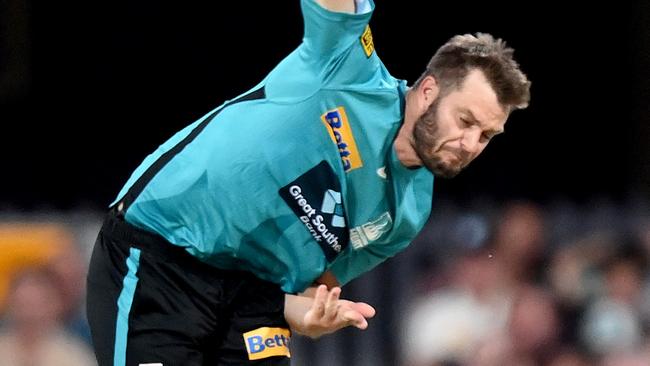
[1,1,649,365]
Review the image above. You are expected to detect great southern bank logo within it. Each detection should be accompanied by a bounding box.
[320,189,345,228]
[279,161,349,262]
[321,107,363,173]
[287,185,344,256]
[243,327,291,361]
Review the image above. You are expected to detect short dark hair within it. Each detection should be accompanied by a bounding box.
[416,33,531,112]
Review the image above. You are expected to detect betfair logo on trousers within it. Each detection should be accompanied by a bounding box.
[243,327,291,361]
[321,107,363,173]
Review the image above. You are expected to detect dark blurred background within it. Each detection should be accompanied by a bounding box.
[1,1,649,210]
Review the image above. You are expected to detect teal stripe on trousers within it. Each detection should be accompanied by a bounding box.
[114,247,141,366]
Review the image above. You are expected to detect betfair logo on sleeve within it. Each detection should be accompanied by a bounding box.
[321,107,363,173]
[243,327,291,361]
[360,25,374,57]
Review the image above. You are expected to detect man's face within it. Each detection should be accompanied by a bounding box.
[413,69,508,178]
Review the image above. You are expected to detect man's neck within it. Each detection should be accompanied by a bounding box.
[393,88,423,168]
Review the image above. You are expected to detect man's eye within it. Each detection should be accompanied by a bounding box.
[461,118,471,126]
[483,133,496,142]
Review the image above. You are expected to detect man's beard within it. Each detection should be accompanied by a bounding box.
[413,98,464,178]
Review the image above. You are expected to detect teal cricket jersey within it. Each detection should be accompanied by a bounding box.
[112,0,434,293]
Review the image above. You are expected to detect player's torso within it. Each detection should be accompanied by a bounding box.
[117,4,434,291]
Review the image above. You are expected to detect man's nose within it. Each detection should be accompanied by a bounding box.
[461,129,481,154]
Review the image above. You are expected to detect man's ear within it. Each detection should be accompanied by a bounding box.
[418,75,440,110]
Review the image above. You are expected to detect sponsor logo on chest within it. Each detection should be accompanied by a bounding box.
[321,107,363,173]
[279,161,349,261]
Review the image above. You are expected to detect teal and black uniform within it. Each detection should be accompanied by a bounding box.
[87,1,433,364]
[115,0,433,293]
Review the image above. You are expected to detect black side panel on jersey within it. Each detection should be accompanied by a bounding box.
[118,87,266,212]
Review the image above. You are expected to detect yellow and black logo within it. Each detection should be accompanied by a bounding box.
[360,25,374,58]
[243,327,291,361]
[321,107,363,173]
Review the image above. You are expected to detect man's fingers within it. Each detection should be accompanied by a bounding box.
[311,284,328,316]
[341,310,368,330]
[304,286,374,335]
[351,302,376,318]
[324,287,341,319]
[339,300,376,318]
